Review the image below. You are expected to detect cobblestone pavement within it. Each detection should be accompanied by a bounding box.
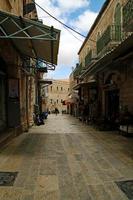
[0,114,133,200]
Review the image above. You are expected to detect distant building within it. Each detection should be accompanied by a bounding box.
[47,79,70,113]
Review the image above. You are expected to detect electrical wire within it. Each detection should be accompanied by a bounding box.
[39,15,84,42]
[32,0,87,38]
[63,26,84,43]
[39,14,84,42]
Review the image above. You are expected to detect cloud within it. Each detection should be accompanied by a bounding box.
[58,28,84,65]
[56,0,90,11]
[72,10,98,33]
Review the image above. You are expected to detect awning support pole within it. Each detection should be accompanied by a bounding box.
[51,26,54,68]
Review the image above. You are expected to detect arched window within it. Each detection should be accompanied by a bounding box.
[114,3,122,40]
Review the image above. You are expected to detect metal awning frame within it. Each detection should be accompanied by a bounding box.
[32,57,56,71]
[0,16,58,41]
[0,10,60,65]
[36,58,56,71]
[20,55,56,71]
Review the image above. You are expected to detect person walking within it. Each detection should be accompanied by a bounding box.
[55,107,59,115]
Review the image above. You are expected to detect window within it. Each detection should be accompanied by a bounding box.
[114,3,121,25]
[51,86,52,91]
[68,88,69,91]
[57,99,58,103]
[114,3,122,40]
[61,87,63,91]
[50,99,52,104]
[57,86,58,91]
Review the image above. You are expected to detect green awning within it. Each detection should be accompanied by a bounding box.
[0,10,60,65]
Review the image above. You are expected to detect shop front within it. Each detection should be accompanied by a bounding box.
[104,73,120,126]
[0,10,60,132]
[0,70,6,131]
[0,58,6,131]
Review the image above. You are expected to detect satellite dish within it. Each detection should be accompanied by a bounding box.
[23,3,35,15]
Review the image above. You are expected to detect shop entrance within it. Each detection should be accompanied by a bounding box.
[0,58,6,131]
[105,89,119,123]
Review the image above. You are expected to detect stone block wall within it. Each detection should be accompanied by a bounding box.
[78,0,129,67]
[47,80,70,113]
[120,63,133,113]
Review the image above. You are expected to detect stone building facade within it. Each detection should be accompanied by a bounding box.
[71,0,133,132]
[0,0,60,134]
[47,79,70,113]
[0,0,35,133]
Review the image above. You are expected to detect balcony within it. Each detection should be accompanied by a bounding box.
[97,25,123,56]
[85,50,97,67]
[73,63,82,78]
[123,0,133,32]
[85,50,92,67]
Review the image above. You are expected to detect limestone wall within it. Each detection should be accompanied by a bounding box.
[47,80,70,113]
[79,0,129,65]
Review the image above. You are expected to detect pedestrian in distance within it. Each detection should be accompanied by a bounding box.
[55,107,59,115]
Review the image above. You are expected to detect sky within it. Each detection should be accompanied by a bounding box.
[35,0,105,79]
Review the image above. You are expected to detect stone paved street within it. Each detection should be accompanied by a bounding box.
[0,114,133,200]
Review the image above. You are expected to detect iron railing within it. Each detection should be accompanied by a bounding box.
[85,50,92,67]
[97,25,122,54]
[73,63,82,78]
[123,0,133,29]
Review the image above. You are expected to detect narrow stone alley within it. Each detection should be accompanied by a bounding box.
[0,114,133,200]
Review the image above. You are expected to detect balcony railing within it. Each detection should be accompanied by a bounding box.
[85,49,97,67]
[123,0,133,31]
[97,25,123,55]
[85,50,92,67]
[73,63,82,78]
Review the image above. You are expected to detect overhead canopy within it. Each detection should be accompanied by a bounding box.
[39,79,52,85]
[0,10,60,65]
[73,80,97,90]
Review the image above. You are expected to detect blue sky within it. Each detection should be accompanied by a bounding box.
[36,0,105,79]
[90,0,105,12]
